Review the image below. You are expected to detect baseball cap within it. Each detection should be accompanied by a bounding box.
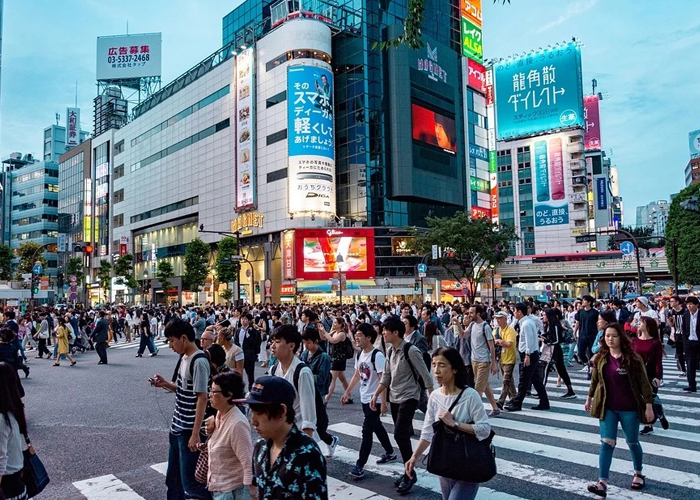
[636,296,650,308]
[494,311,508,318]
[233,376,295,407]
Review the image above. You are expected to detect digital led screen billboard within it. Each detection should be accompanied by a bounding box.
[411,103,457,154]
[584,95,602,151]
[294,228,375,280]
[533,137,569,227]
[494,43,584,140]
[287,65,336,215]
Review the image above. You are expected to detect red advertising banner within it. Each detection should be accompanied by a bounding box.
[467,58,486,94]
[294,228,375,280]
[280,284,296,296]
[485,84,494,106]
[584,95,602,150]
[282,230,296,280]
[471,206,492,219]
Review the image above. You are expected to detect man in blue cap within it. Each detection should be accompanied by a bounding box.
[235,376,328,500]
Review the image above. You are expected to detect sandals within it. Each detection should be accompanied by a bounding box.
[587,480,607,498]
[70,361,77,366]
[52,363,60,367]
[631,473,645,490]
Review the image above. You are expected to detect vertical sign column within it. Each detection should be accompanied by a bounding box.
[235,48,256,211]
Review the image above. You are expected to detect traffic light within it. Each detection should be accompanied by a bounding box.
[73,244,94,254]
[255,283,260,294]
[33,286,39,294]
[414,281,420,292]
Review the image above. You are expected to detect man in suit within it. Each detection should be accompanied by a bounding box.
[92,310,110,365]
[234,312,261,389]
[611,299,631,324]
[682,296,700,393]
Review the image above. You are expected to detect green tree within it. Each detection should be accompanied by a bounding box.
[97,260,113,303]
[214,237,240,285]
[416,212,516,302]
[378,0,509,50]
[666,184,700,284]
[156,260,175,293]
[607,225,660,251]
[14,242,47,278]
[66,257,84,285]
[183,238,211,294]
[0,245,13,280]
[113,254,139,299]
[219,288,234,304]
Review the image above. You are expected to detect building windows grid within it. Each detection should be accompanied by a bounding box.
[130,196,199,224]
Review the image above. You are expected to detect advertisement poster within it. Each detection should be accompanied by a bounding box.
[294,228,375,280]
[534,137,569,227]
[287,65,336,215]
[596,177,608,210]
[584,95,601,150]
[494,42,584,140]
[66,108,80,148]
[467,58,486,93]
[235,48,256,211]
[460,17,483,63]
[96,33,162,81]
[689,129,700,159]
[411,103,457,153]
[461,0,482,27]
[282,230,296,280]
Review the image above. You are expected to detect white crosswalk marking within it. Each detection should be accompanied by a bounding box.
[67,352,699,500]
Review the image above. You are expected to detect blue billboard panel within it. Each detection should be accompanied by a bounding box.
[288,65,335,159]
[535,204,569,227]
[494,43,584,140]
[596,177,608,210]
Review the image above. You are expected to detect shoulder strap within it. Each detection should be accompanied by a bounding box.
[370,348,379,372]
[448,389,466,412]
[188,351,209,379]
[403,343,419,382]
[171,354,184,383]
[292,362,306,392]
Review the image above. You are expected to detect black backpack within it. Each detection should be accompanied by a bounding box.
[273,362,329,438]
[356,348,380,373]
[171,352,216,418]
[392,343,429,413]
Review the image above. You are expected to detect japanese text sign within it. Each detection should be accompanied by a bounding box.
[467,58,486,93]
[494,43,584,140]
[461,0,482,27]
[235,48,256,211]
[584,95,602,150]
[96,33,162,81]
[461,18,483,63]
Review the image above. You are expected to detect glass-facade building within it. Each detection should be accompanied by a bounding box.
[223,0,467,227]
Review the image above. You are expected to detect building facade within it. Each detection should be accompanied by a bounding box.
[635,200,669,237]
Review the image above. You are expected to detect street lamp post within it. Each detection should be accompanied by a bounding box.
[489,264,496,305]
[143,270,149,305]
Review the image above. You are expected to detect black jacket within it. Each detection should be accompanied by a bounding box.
[92,318,110,343]
[681,309,700,343]
[234,326,262,354]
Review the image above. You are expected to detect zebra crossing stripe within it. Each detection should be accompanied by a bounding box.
[73,474,147,500]
[330,423,674,500]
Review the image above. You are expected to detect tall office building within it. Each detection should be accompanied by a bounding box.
[635,200,669,237]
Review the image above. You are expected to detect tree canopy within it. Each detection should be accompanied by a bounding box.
[666,184,700,284]
[183,238,210,293]
[113,254,139,290]
[214,237,240,285]
[97,260,113,303]
[14,242,47,278]
[156,260,175,292]
[416,212,516,301]
[607,225,660,251]
[0,245,13,280]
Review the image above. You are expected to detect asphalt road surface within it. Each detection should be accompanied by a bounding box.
[21,337,700,500]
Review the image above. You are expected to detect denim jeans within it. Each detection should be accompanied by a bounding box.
[598,409,643,480]
[439,477,479,500]
[211,487,249,500]
[358,403,394,468]
[166,431,212,500]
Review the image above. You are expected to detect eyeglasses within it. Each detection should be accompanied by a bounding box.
[209,390,223,394]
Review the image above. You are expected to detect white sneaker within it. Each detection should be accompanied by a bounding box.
[327,435,339,458]
[659,379,664,387]
[580,366,588,372]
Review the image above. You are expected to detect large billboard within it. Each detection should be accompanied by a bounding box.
[66,108,80,148]
[584,95,602,150]
[287,65,336,216]
[411,103,457,154]
[294,228,375,280]
[689,129,700,159]
[96,33,162,81]
[494,43,584,140]
[235,48,256,211]
[533,137,569,227]
[467,58,486,93]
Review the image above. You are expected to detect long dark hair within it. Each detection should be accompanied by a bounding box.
[432,347,470,389]
[595,323,637,373]
[0,362,27,435]
[424,321,439,350]
[639,316,666,357]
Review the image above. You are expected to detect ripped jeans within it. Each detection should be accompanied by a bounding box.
[598,409,643,480]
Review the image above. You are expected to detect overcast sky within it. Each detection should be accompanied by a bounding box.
[1,0,697,221]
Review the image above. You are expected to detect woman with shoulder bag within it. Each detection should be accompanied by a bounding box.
[322,316,351,405]
[406,347,492,500]
[584,323,655,497]
[0,362,30,500]
[52,317,76,367]
[632,317,668,435]
[205,372,256,499]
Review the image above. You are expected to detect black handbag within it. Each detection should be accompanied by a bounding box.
[22,435,49,498]
[426,389,497,483]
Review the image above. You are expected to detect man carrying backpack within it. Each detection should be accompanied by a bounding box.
[271,325,339,458]
[370,317,433,494]
[342,322,396,479]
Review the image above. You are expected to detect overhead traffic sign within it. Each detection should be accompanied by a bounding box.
[32,263,43,275]
[620,241,635,256]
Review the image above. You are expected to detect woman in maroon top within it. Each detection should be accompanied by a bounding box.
[632,317,668,435]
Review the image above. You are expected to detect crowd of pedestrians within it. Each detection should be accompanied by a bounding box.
[0,290,697,499]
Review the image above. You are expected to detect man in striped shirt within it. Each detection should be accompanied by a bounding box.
[153,318,212,500]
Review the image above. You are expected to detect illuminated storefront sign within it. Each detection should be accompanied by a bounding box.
[230,212,264,234]
[391,237,417,256]
[280,284,296,296]
[282,230,295,280]
[294,228,375,280]
[235,48,256,211]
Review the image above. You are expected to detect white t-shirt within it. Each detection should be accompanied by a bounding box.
[354,348,386,404]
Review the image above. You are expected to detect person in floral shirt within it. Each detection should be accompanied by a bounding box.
[235,376,327,500]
